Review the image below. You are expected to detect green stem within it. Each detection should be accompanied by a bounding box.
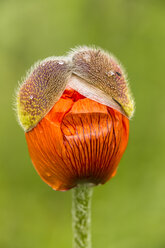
[72,184,93,248]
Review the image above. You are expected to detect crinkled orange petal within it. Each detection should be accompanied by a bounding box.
[25,90,129,191]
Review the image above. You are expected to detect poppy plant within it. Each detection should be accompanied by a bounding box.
[16,47,134,248]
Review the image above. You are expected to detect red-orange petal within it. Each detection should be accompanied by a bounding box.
[25,90,129,191]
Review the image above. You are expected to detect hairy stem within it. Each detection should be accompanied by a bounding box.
[72,184,93,248]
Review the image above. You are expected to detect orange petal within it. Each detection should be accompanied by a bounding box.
[25,90,129,191]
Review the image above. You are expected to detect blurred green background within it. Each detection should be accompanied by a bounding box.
[0,0,165,247]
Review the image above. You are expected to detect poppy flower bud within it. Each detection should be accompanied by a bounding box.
[16,47,134,191]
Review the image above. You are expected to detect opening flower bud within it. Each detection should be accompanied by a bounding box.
[16,47,134,191]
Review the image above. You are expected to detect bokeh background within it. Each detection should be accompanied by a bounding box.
[0,0,165,247]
